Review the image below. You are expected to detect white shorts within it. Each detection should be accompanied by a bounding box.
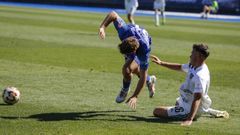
[125,0,138,15]
[199,95,212,113]
[154,1,165,11]
[125,5,138,15]
[167,97,190,119]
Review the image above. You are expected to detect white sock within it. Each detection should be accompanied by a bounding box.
[207,108,221,116]
[207,108,229,118]
[155,12,159,26]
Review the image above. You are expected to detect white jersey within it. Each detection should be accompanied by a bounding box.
[180,63,211,114]
[154,0,166,10]
[125,0,139,8]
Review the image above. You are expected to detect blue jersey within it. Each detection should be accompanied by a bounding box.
[113,17,152,70]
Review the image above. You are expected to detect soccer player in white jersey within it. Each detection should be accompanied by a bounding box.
[154,0,166,26]
[151,44,229,126]
[125,0,139,24]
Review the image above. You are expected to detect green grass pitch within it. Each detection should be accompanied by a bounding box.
[0,6,239,135]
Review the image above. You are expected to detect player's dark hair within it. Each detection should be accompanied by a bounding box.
[118,37,139,54]
[193,44,210,58]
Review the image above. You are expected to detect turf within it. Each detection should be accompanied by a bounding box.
[0,5,239,135]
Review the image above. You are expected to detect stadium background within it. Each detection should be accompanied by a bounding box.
[1,0,240,15]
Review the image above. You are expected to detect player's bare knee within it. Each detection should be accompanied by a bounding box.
[153,107,168,117]
[153,108,162,117]
[122,67,131,75]
[110,11,118,18]
[153,108,159,117]
[122,68,132,80]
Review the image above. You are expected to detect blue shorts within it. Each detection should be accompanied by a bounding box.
[125,55,140,65]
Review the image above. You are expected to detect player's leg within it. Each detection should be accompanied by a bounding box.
[154,9,160,26]
[153,106,169,117]
[128,6,137,24]
[123,58,152,86]
[206,9,211,19]
[204,6,211,19]
[201,5,209,19]
[154,106,189,120]
[122,59,139,88]
[146,75,156,98]
[153,1,160,26]
[116,59,139,103]
[133,57,156,98]
[207,108,229,119]
[127,14,133,24]
[125,2,133,24]
[116,58,156,102]
[200,6,205,19]
[160,8,166,25]
[154,98,189,120]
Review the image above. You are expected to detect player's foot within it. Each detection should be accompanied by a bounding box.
[147,75,156,98]
[210,110,229,119]
[116,88,129,103]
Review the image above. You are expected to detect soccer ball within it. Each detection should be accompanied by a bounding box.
[2,87,20,105]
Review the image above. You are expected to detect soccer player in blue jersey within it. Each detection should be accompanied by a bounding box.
[99,11,156,109]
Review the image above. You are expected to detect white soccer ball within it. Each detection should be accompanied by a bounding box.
[2,87,20,105]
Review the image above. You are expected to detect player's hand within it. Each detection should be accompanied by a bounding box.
[126,97,137,110]
[99,27,106,39]
[150,55,162,65]
[181,119,193,126]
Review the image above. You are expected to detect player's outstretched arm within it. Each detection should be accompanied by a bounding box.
[181,93,202,126]
[126,69,147,109]
[99,11,119,39]
[151,55,182,71]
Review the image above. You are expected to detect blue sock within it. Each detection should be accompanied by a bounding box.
[123,80,131,92]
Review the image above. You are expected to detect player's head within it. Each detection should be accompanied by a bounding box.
[118,37,139,54]
[190,44,210,66]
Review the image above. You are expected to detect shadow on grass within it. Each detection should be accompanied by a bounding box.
[0,110,178,124]
[0,103,14,106]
